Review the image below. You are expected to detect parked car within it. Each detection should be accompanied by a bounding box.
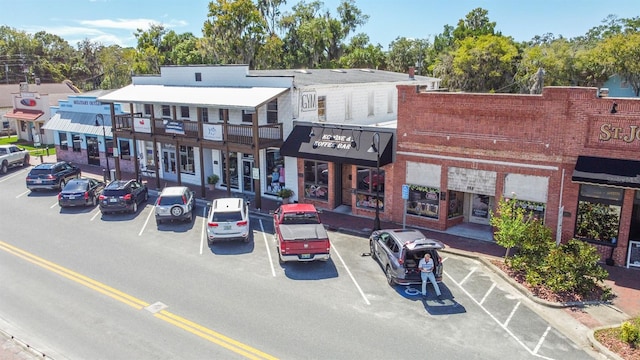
[99,180,148,214]
[206,197,250,244]
[272,203,330,263]
[0,144,30,174]
[155,186,195,224]
[58,178,105,208]
[26,161,81,191]
[369,229,444,286]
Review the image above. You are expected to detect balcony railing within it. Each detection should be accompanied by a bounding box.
[113,116,283,148]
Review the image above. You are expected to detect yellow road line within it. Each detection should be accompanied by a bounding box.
[0,241,278,360]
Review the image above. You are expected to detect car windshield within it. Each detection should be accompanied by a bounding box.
[212,211,243,222]
[64,181,87,191]
[159,195,183,206]
[282,212,320,224]
[103,189,127,197]
[29,169,52,176]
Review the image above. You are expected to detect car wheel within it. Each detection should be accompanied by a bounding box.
[23,155,30,167]
[1,161,8,174]
[131,201,138,213]
[91,195,97,207]
[277,246,284,265]
[369,240,378,261]
[170,205,183,217]
[385,265,394,286]
[59,179,66,190]
[207,238,213,246]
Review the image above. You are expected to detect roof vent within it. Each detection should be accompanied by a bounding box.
[359,68,374,73]
[294,69,310,74]
[331,69,347,73]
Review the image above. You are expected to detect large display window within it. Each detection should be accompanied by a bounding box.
[303,160,328,201]
[575,184,622,244]
[406,185,439,219]
[447,190,464,218]
[221,152,239,189]
[266,149,284,195]
[355,167,384,211]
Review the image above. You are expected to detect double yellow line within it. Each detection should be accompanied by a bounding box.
[0,241,277,360]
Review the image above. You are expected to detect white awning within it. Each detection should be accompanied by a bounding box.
[42,112,113,137]
[97,84,289,109]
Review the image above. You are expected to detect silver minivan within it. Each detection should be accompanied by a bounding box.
[206,198,250,244]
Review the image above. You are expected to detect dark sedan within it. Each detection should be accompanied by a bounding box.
[99,180,148,214]
[58,178,105,208]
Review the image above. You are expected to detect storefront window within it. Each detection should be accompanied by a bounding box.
[406,185,439,219]
[575,184,622,244]
[355,167,384,210]
[630,191,640,241]
[143,141,155,174]
[266,149,284,194]
[515,200,546,223]
[72,134,81,152]
[106,139,114,157]
[119,139,131,159]
[447,190,464,218]
[221,152,239,189]
[179,145,195,174]
[304,160,328,201]
[59,133,68,150]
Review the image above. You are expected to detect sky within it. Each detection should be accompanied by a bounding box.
[1,0,639,50]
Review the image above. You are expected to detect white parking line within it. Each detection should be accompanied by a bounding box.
[459,267,476,285]
[331,243,370,305]
[139,205,155,236]
[16,189,30,198]
[0,168,28,183]
[50,201,59,209]
[259,219,276,277]
[503,301,521,328]
[90,209,101,221]
[533,326,552,355]
[480,283,496,305]
[200,206,208,255]
[444,271,553,360]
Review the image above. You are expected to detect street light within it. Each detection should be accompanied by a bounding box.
[367,132,381,232]
[95,114,110,181]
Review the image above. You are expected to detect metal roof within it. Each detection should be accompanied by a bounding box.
[42,111,113,136]
[97,85,289,108]
[250,68,438,87]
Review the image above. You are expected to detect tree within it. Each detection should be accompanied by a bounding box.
[339,33,385,69]
[452,7,497,41]
[202,0,268,67]
[386,37,430,74]
[515,38,578,93]
[133,24,167,74]
[591,32,640,96]
[489,196,532,259]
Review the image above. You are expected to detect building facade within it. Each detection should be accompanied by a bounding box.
[97,65,439,212]
[394,85,640,268]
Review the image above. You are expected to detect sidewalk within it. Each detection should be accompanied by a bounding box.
[4,156,639,359]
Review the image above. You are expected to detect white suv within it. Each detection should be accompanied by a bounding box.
[207,198,250,244]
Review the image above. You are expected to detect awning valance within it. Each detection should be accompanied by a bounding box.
[280,125,394,167]
[572,155,640,189]
[4,109,43,121]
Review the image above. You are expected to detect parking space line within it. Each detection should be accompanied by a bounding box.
[503,301,521,328]
[139,205,155,236]
[331,243,370,305]
[533,326,551,355]
[1,169,28,183]
[479,283,496,305]
[444,272,553,359]
[259,219,276,277]
[459,267,476,285]
[50,201,58,209]
[200,206,208,255]
[15,189,30,198]
[90,209,101,221]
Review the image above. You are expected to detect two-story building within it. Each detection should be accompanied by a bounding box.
[97,65,440,211]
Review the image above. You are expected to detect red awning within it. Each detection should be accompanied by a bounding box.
[4,109,44,121]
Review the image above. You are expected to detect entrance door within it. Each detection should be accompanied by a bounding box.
[162,150,177,180]
[242,159,254,193]
[86,136,100,166]
[341,164,352,206]
[469,194,492,225]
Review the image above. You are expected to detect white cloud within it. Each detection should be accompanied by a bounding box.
[80,18,161,31]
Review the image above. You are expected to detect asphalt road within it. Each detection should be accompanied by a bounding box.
[0,166,596,359]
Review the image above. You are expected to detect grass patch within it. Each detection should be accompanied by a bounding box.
[0,135,56,156]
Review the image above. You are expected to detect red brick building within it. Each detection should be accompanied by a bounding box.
[394,86,640,268]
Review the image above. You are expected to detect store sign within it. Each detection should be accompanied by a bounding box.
[300,91,317,112]
[203,124,223,141]
[313,134,354,150]
[134,117,151,133]
[599,123,640,143]
[20,98,37,106]
[164,120,185,135]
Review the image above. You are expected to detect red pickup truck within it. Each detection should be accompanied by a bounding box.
[272,203,331,263]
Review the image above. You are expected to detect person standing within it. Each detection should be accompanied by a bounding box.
[419,253,442,298]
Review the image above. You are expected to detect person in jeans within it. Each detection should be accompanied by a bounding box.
[419,253,442,298]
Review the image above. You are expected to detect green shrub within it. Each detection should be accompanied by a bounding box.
[619,320,640,346]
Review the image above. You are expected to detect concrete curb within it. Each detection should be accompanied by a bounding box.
[587,326,626,360]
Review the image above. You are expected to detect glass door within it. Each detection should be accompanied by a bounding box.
[86,136,100,166]
[242,158,254,193]
[162,149,177,180]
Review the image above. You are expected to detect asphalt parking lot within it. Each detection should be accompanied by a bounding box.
[1,167,597,359]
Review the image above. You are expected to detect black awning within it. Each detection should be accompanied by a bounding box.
[280,125,394,167]
[572,156,640,189]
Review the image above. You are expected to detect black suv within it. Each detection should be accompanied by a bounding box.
[99,180,148,214]
[26,161,81,191]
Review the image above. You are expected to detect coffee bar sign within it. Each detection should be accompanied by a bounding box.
[313,134,355,150]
